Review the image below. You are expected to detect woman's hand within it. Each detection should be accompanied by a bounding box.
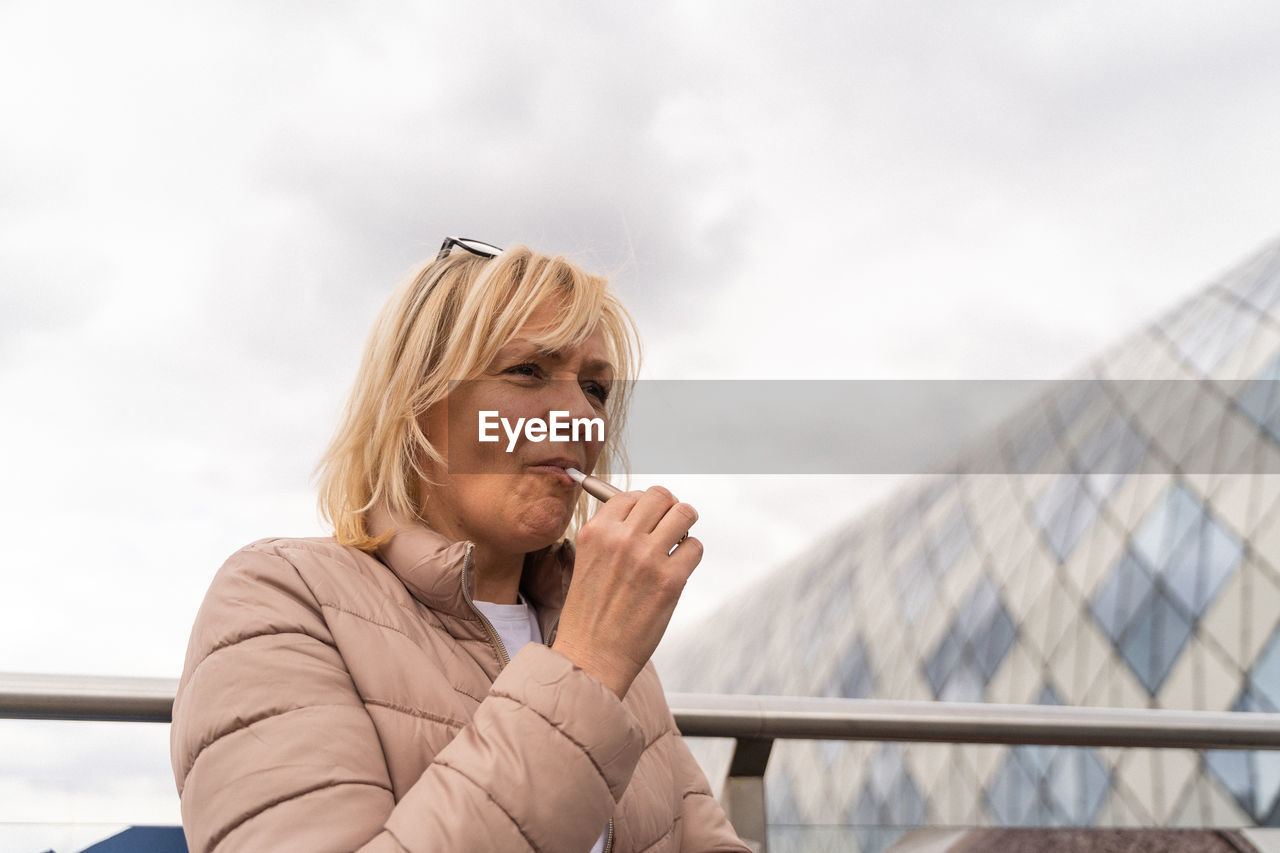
[552,485,702,699]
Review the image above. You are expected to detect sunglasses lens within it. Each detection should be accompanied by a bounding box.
[454,238,502,258]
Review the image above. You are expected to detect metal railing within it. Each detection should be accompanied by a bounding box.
[7,673,1280,852]
[0,672,176,723]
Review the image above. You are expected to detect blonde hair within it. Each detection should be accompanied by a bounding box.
[315,245,640,551]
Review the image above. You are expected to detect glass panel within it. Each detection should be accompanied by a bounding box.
[1201,516,1246,583]
[1207,748,1255,814]
[1257,752,1280,823]
[852,828,908,853]
[1075,410,1139,471]
[1038,475,1100,562]
[1167,487,1204,562]
[1021,744,1056,776]
[1236,356,1280,440]
[897,551,936,625]
[1055,381,1102,430]
[974,605,1017,682]
[817,739,846,772]
[921,630,962,696]
[898,501,973,624]
[992,742,1110,828]
[826,636,875,699]
[1090,553,1155,643]
[888,770,927,826]
[1160,544,1201,619]
[889,504,918,549]
[1175,294,1260,374]
[1035,475,1078,532]
[938,662,985,702]
[1110,418,1149,476]
[1117,587,1194,694]
[926,575,1015,701]
[1079,414,1148,501]
[865,743,903,801]
[1045,747,1081,824]
[954,575,999,643]
[1059,488,1101,562]
[1046,748,1111,825]
[1165,487,1208,559]
[1131,485,1202,570]
[930,504,972,577]
[917,477,951,516]
[1163,515,1243,617]
[1011,411,1055,474]
[1078,750,1112,824]
[1030,784,1058,826]
[987,751,1039,826]
[848,788,880,827]
[767,767,804,824]
[1131,499,1173,570]
[1250,625,1280,711]
[850,743,925,841]
[1084,470,1122,503]
[800,579,856,669]
[1258,396,1280,447]
[1241,686,1279,715]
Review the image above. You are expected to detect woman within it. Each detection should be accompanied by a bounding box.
[169,238,748,853]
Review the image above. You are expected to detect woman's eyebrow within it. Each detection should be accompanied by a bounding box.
[496,341,614,374]
[581,357,615,377]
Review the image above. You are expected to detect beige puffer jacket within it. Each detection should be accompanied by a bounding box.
[170,515,748,853]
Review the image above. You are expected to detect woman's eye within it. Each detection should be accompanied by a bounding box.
[505,362,542,378]
[583,382,610,404]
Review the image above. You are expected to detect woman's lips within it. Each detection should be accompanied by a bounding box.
[526,463,577,487]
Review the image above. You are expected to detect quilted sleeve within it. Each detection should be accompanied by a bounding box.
[670,733,752,852]
[170,546,645,853]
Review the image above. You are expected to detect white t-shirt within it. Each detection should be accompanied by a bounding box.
[473,595,609,853]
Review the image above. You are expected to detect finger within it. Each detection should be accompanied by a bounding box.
[653,501,697,549]
[667,535,703,574]
[623,485,678,533]
[591,489,641,523]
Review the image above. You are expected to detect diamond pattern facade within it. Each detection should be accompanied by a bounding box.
[987,689,1111,826]
[657,236,1280,851]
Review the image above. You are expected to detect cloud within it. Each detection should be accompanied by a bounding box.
[5,0,1280,828]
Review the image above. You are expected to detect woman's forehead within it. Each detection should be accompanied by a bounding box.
[495,329,612,371]
[503,303,611,361]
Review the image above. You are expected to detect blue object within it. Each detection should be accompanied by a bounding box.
[78,826,187,853]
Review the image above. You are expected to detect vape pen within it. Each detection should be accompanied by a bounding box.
[566,467,688,543]
[565,467,621,501]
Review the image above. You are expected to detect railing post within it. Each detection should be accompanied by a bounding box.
[721,737,773,853]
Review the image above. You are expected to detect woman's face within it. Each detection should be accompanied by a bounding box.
[418,301,613,556]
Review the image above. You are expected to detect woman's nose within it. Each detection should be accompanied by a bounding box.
[544,379,605,426]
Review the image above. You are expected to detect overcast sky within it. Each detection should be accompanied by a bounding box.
[4,0,1280,842]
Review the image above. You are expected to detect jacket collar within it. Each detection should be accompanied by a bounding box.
[368,503,575,640]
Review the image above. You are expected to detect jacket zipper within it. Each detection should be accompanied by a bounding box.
[460,544,511,668]
[462,545,614,852]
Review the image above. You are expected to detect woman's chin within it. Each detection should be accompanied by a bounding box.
[509,497,575,548]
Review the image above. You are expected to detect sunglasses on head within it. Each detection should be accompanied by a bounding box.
[437,237,503,262]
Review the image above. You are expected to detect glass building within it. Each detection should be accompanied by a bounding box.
[658,236,1280,851]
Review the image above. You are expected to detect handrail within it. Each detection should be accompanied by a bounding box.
[4,673,1280,751]
[0,673,177,723]
[667,692,1280,750]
